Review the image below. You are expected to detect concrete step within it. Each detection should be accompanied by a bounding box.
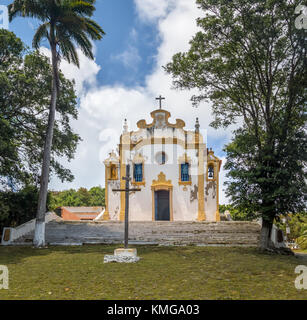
[12,220,261,246]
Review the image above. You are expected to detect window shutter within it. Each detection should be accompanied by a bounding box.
[181,163,190,182]
[134,164,143,182]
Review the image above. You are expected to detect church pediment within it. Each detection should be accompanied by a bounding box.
[137,109,185,130]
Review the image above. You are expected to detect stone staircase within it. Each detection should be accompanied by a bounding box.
[12,220,261,246]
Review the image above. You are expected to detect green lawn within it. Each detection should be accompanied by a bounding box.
[0,245,306,300]
[293,249,307,254]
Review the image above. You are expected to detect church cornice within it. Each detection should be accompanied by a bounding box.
[125,137,205,152]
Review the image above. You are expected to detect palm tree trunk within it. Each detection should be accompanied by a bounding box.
[33,41,58,247]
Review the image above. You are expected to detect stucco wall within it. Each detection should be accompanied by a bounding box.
[105,114,219,222]
[205,179,218,221]
[108,180,121,220]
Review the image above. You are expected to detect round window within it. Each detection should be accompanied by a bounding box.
[155,152,167,165]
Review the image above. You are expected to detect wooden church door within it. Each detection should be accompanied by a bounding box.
[155,190,170,221]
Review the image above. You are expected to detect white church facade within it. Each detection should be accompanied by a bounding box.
[102,99,222,222]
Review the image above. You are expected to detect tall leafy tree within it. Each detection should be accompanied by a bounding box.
[9,0,105,246]
[0,30,80,188]
[89,186,105,206]
[0,30,23,184]
[165,0,307,249]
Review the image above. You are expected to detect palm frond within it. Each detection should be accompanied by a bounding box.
[33,22,50,49]
[59,38,80,67]
[70,32,94,60]
[84,18,105,40]
[70,1,95,17]
[9,0,48,22]
[10,0,105,67]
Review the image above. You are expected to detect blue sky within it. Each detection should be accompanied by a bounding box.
[1,0,234,203]
[2,0,158,86]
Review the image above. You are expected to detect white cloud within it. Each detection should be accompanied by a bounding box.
[111,28,141,70]
[129,28,138,42]
[134,0,177,22]
[111,45,141,70]
[49,0,234,204]
[40,46,100,96]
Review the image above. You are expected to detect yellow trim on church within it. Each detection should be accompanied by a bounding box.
[151,172,173,221]
[178,153,192,186]
[131,153,146,187]
[104,106,221,222]
[137,109,186,131]
[119,132,130,221]
[103,151,120,221]
[103,165,110,220]
[207,149,222,221]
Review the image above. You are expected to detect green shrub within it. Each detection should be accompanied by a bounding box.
[275,213,307,249]
[49,186,105,211]
[219,204,256,221]
[296,226,307,250]
[0,186,50,236]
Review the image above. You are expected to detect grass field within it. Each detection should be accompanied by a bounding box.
[294,249,307,254]
[0,245,306,300]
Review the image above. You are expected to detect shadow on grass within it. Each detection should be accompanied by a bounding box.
[0,244,301,267]
[0,243,187,264]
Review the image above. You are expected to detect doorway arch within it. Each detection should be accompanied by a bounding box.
[151,172,173,221]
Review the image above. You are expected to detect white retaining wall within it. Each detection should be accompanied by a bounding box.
[1,212,57,245]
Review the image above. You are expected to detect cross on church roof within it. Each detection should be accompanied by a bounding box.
[156,95,165,109]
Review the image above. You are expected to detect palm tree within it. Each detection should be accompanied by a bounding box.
[9,0,105,247]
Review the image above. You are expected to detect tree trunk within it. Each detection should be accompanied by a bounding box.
[259,219,273,250]
[33,41,58,247]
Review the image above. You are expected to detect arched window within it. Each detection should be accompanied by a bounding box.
[181,162,190,182]
[134,163,143,182]
[208,165,214,179]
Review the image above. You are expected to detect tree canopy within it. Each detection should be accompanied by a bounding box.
[165,0,307,248]
[0,186,50,235]
[49,186,105,211]
[0,29,80,189]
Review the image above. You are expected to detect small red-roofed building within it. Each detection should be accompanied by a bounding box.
[60,207,103,221]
